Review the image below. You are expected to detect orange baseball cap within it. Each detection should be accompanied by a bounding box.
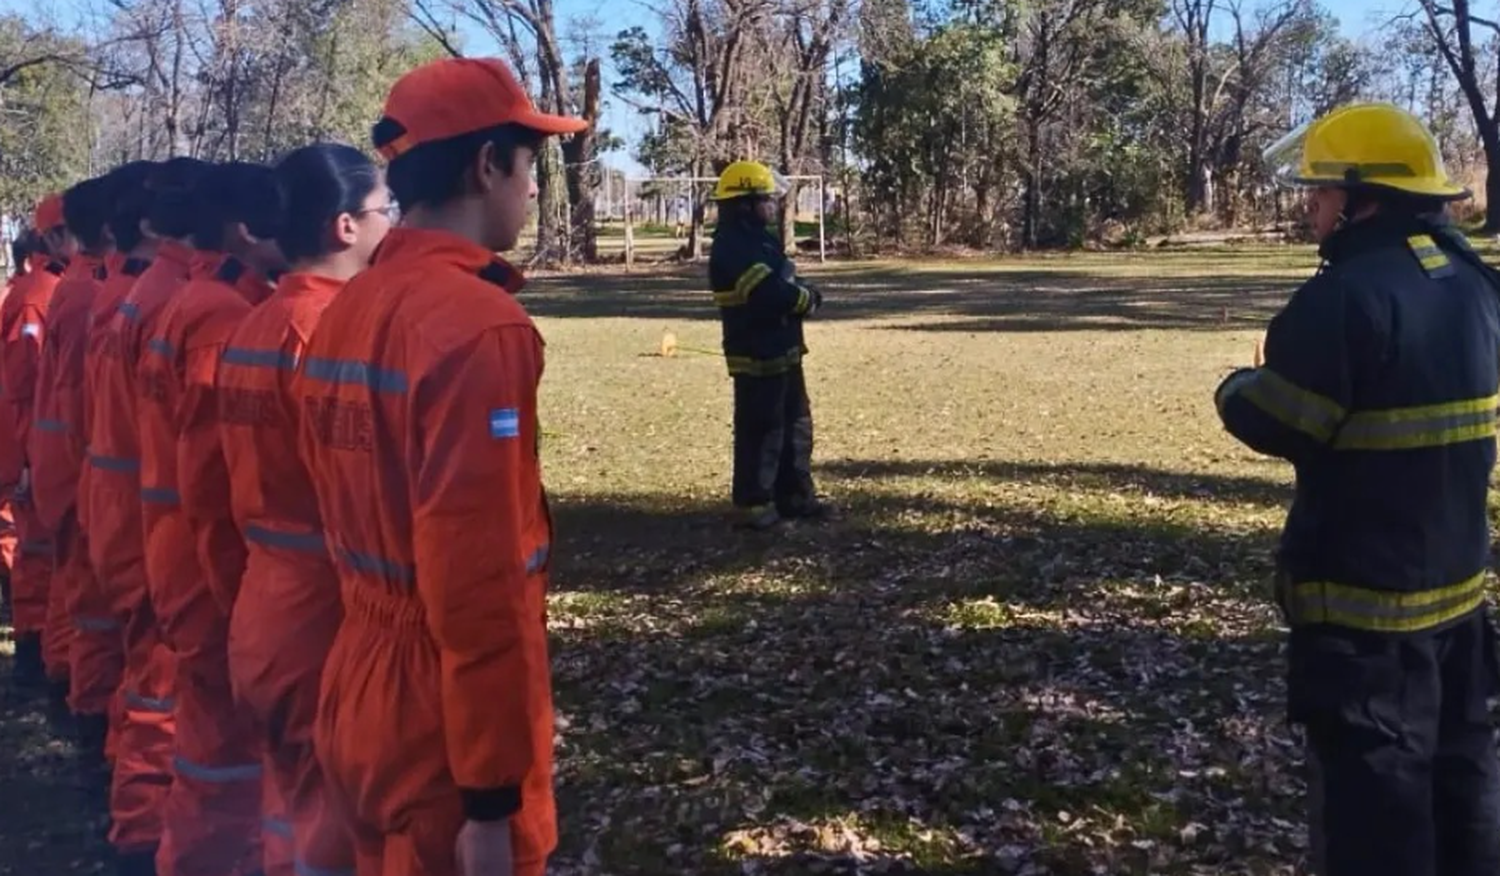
[33,193,64,231]
[374,58,588,161]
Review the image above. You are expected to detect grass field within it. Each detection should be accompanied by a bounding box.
[0,243,1438,874]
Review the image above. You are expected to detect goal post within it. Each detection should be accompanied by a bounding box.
[618,174,827,269]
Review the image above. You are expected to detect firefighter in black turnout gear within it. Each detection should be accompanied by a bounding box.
[709,160,831,529]
[1217,102,1500,876]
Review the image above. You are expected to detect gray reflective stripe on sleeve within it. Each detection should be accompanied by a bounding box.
[295,861,355,876]
[525,544,550,574]
[141,487,181,506]
[124,691,174,713]
[336,548,414,583]
[74,615,121,632]
[89,453,141,473]
[262,817,293,840]
[172,756,263,783]
[244,525,327,554]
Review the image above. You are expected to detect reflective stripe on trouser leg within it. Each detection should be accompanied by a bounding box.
[262,764,296,876]
[9,513,50,630]
[109,679,176,853]
[159,639,264,876]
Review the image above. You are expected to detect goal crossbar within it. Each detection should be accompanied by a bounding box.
[618,175,827,267]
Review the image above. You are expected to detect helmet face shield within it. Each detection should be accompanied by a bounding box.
[1263,120,1316,189]
[768,170,792,199]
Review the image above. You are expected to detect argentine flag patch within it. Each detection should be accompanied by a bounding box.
[489,408,521,440]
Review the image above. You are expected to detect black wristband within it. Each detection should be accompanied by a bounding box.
[460,786,522,822]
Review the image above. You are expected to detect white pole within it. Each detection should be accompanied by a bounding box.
[624,178,635,270]
[818,177,827,264]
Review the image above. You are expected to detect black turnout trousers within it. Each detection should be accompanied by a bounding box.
[1290,609,1500,876]
[731,366,816,513]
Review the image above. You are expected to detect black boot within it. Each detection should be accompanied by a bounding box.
[115,847,158,876]
[47,677,73,728]
[11,633,44,692]
[76,712,109,765]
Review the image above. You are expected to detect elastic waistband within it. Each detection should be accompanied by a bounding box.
[343,582,427,631]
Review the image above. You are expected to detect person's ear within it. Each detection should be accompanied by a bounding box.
[230,221,257,248]
[472,141,499,194]
[334,212,359,247]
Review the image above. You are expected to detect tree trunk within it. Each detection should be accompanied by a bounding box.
[687,157,707,259]
[1484,128,1500,231]
[561,59,602,263]
[1022,112,1042,249]
[534,138,568,266]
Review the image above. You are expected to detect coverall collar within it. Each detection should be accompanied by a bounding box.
[1319,212,1453,265]
[374,227,526,295]
[156,241,195,271]
[189,249,229,280]
[276,272,345,301]
[68,252,107,281]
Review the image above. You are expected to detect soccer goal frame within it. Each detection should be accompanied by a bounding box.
[618,175,828,268]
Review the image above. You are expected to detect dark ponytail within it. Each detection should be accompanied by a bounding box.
[145,157,213,240]
[63,176,116,252]
[108,161,158,252]
[272,144,381,263]
[191,162,282,252]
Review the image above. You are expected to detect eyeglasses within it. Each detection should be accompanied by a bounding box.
[355,201,401,222]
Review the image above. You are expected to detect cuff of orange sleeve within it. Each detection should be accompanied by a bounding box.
[460,786,522,822]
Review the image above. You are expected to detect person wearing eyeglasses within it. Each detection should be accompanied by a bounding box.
[218,143,393,876]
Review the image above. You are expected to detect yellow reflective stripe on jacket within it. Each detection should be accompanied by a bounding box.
[1285,573,1487,633]
[1407,234,1455,278]
[726,348,803,376]
[713,263,773,308]
[1333,395,1498,451]
[794,285,811,314]
[1238,368,1345,443]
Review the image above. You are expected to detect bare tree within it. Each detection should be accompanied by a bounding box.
[1413,0,1500,229]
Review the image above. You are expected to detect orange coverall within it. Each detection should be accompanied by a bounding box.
[220,272,351,876]
[89,242,193,856]
[32,255,108,701]
[75,256,153,756]
[141,255,272,876]
[298,228,556,876]
[2,257,64,673]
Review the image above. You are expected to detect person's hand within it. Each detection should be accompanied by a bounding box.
[456,819,514,876]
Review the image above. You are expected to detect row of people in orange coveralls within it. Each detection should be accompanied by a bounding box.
[3,55,581,876]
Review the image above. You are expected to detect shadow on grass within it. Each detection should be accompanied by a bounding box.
[546,472,1299,874]
[819,457,1293,508]
[0,676,112,871]
[525,263,1303,333]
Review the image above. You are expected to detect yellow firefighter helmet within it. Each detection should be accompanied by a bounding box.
[1263,102,1470,200]
[711,161,791,201]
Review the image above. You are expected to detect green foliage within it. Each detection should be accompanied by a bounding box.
[0,17,88,216]
[854,18,1016,246]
